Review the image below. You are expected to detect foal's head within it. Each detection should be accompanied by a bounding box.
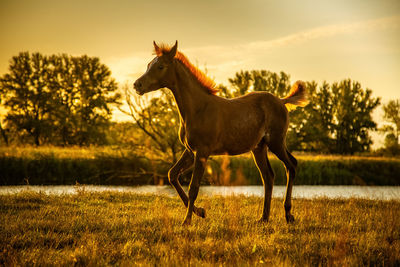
[134,41,178,95]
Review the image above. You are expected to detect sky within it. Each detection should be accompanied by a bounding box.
[1,0,400,147]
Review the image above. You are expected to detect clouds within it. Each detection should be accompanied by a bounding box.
[107,15,400,87]
[245,15,400,51]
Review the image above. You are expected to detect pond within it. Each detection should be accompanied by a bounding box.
[1,185,399,200]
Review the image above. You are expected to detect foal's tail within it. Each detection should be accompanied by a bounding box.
[281,81,309,111]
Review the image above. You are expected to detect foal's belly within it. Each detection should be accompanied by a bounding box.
[213,128,265,155]
[183,128,264,156]
[212,147,255,156]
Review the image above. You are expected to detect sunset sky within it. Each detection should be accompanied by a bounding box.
[1,0,399,146]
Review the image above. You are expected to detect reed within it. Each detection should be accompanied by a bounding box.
[0,146,155,185]
[1,146,399,185]
[207,153,400,186]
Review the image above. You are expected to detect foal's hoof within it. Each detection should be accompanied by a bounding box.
[285,214,295,223]
[181,218,192,226]
[257,217,268,224]
[194,207,206,218]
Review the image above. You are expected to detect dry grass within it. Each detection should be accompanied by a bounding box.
[1,189,399,266]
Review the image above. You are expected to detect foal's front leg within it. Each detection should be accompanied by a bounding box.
[168,149,206,218]
[182,153,208,225]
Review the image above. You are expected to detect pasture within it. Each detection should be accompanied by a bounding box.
[1,190,399,265]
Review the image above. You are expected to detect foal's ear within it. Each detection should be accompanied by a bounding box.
[166,40,178,60]
[153,41,161,56]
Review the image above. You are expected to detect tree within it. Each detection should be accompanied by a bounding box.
[0,98,9,145]
[122,85,182,164]
[380,100,400,154]
[330,80,380,154]
[105,121,141,148]
[0,52,120,146]
[222,70,291,98]
[0,52,54,145]
[0,121,7,145]
[286,81,333,152]
[56,55,120,145]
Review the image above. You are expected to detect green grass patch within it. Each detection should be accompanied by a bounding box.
[0,146,156,185]
[0,191,399,266]
[1,146,400,185]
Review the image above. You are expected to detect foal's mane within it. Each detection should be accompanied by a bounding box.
[154,44,218,95]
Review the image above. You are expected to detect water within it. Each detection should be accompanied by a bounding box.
[0,185,399,200]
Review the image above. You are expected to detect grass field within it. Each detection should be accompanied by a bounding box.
[1,190,399,266]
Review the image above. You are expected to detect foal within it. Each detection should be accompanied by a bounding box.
[134,41,308,225]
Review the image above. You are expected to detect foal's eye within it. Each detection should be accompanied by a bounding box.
[158,65,164,70]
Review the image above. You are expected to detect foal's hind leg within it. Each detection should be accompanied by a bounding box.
[168,149,205,218]
[269,146,297,223]
[252,143,275,222]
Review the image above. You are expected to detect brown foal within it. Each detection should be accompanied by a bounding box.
[134,41,308,225]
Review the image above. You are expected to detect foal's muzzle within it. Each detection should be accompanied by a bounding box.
[133,80,145,95]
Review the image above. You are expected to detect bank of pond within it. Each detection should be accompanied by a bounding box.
[0,147,399,186]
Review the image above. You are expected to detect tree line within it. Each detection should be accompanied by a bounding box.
[1,52,399,158]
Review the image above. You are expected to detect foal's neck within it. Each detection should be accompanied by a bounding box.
[169,61,213,122]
